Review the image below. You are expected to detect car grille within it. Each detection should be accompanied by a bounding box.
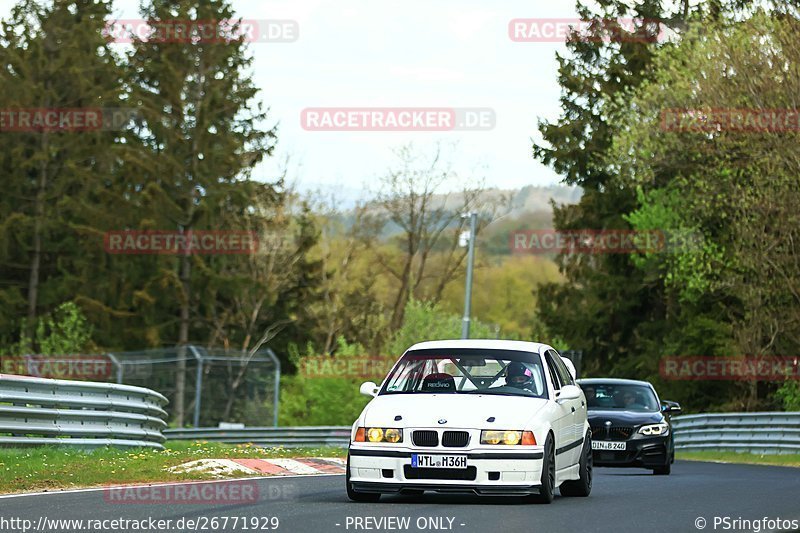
[403,465,477,481]
[591,426,635,440]
[412,430,439,447]
[441,431,470,448]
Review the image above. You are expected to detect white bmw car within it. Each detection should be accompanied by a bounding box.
[346,339,592,503]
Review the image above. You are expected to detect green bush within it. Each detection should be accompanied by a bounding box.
[1,302,93,356]
[776,381,800,411]
[278,338,373,427]
[279,301,523,426]
[384,299,500,355]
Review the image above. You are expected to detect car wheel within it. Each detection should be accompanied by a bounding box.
[346,453,381,502]
[531,434,555,504]
[653,461,671,476]
[560,432,592,497]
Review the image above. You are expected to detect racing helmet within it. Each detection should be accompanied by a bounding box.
[506,362,533,387]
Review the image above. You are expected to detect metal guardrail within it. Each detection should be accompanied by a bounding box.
[672,412,800,454]
[166,413,800,455]
[164,426,351,448]
[0,373,169,449]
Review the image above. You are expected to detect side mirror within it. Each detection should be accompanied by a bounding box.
[557,384,582,402]
[561,357,577,380]
[360,381,379,398]
[661,400,682,414]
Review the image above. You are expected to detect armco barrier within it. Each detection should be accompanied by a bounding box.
[672,412,800,454]
[164,426,351,448]
[0,373,168,449]
[164,413,800,454]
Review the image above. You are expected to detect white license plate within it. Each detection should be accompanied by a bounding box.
[592,441,626,451]
[411,454,467,469]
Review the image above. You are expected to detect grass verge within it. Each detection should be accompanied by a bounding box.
[0,441,347,495]
[677,450,800,468]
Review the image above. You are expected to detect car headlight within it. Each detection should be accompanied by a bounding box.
[480,430,537,445]
[638,423,669,436]
[354,427,403,443]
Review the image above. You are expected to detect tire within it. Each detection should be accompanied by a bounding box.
[653,461,671,476]
[531,434,555,504]
[346,453,381,502]
[560,432,592,497]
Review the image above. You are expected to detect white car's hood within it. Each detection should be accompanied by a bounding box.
[362,393,547,429]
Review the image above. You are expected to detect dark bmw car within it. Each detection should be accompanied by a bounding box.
[577,378,681,475]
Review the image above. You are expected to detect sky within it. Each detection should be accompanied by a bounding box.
[1,0,581,201]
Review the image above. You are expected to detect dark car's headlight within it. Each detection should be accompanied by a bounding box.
[480,430,537,445]
[354,427,403,443]
[638,423,669,436]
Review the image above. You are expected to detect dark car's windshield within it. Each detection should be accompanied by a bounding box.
[379,348,548,399]
[580,383,659,412]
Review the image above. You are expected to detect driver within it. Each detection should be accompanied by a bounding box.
[621,390,644,410]
[506,362,534,390]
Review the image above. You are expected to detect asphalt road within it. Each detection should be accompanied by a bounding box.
[2,461,799,533]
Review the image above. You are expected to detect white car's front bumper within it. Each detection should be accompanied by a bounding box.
[348,445,545,496]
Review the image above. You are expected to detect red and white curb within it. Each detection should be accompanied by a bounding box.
[169,457,346,478]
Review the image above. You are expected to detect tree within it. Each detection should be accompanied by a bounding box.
[0,0,125,343]
[359,144,499,331]
[439,255,562,341]
[303,197,389,354]
[607,12,800,409]
[532,0,685,377]
[126,0,276,425]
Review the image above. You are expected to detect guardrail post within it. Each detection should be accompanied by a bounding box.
[264,348,281,427]
[107,352,123,384]
[189,345,203,428]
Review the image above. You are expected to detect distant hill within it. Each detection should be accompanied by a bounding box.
[425,184,582,221]
[504,185,583,215]
[323,184,582,254]
[479,185,582,256]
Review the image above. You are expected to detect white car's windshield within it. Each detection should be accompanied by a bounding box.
[379,349,548,398]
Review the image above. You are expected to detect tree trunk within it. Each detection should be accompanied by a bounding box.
[175,56,206,427]
[26,131,49,340]
[175,250,191,427]
[390,261,412,331]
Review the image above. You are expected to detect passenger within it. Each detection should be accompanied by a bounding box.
[584,386,597,407]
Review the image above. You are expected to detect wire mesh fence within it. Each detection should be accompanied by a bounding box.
[0,346,280,428]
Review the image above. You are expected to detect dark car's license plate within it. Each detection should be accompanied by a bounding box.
[592,441,626,451]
